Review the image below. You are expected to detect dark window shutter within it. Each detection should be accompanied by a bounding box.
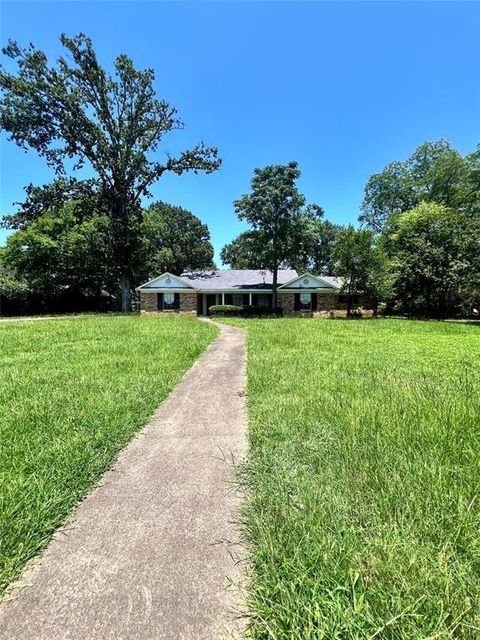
[157,293,164,310]
[312,293,318,311]
[174,293,180,309]
[251,294,258,306]
[243,294,249,306]
[225,293,233,305]
[294,293,301,310]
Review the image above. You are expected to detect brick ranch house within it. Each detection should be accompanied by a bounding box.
[136,270,373,316]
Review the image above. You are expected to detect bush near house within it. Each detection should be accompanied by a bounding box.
[209,304,283,317]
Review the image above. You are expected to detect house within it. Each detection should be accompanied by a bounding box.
[136,269,373,316]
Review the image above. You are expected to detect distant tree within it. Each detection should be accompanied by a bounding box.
[220,231,268,269]
[333,226,390,316]
[360,140,480,233]
[0,33,220,311]
[2,202,115,302]
[233,162,320,308]
[386,202,479,317]
[294,218,341,276]
[140,201,214,278]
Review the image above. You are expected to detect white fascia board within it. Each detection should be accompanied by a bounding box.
[278,272,339,290]
[135,272,196,291]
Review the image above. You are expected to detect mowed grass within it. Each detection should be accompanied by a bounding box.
[220,318,480,639]
[0,314,218,593]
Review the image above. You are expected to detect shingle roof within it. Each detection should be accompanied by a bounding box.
[316,276,343,290]
[180,269,299,290]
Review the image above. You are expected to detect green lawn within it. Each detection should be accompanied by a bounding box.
[220,318,480,639]
[0,314,218,593]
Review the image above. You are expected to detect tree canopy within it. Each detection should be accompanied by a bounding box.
[1,191,215,314]
[360,140,480,233]
[229,161,322,307]
[384,202,480,317]
[333,226,390,315]
[139,201,214,279]
[0,33,220,310]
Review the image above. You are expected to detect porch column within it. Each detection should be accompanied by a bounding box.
[249,293,252,305]
[221,292,225,305]
[202,294,207,316]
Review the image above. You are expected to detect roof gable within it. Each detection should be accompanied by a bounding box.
[278,273,342,290]
[136,272,196,291]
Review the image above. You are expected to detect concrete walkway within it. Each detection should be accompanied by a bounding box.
[0,323,247,640]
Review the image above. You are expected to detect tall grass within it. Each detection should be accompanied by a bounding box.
[222,318,480,639]
[0,314,217,593]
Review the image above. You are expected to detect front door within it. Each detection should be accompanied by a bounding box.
[206,294,217,315]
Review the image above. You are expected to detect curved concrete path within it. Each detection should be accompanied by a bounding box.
[0,322,247,640]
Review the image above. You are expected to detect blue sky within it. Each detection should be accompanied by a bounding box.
[1,1,479,263]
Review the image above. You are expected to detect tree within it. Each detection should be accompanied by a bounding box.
[233,161,318,309]
[386,202,478,317]
[293,218,341,276]
[2,202,116,304]
[333,226,390,316]
[360,140,480,233]
[220,231,268,269]
[139,201,214,278]
[0,33,220,311]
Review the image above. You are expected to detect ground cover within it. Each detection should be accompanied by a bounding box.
[0,314,218,593]
[220,318,480,639]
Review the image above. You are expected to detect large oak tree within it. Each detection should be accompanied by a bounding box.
[0,33,220,310]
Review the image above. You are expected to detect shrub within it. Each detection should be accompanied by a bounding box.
[209,304,283,317]
[209,304,244,316]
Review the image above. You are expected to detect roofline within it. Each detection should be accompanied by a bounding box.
[135,272,196,291]
[138,287,340,294]
[277,272,340,290]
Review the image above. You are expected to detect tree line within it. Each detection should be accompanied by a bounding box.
[221,141,480,317]
[1,34,479,317]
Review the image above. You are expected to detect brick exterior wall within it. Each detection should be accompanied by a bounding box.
[179,293,197,313]
[140,293,157,312]
[140,292,198,314]
[140,291,372,317]
[277,292,374,317]
[277,293,294,315]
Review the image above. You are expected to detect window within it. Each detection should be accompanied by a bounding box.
[300,293,311,307]
[339,294,359,305]
[258,294,270,308]
[164,292,175,309]
[232,294,243,306]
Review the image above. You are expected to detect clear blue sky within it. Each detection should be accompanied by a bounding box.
[1,1,479,263]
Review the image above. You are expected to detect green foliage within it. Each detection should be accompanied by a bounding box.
[333,226,391,314]
[386,201,480,317]
[3,202,115,299]
[230,162,322,306]
[208,304,245,316]
[209,304,283,317]
[293,217,341,275]
[360,140,480,233]
[1,191,215,314]
[0,314,218,592]
[0,33,220,309]
[140,201,214,278]
[219,317,480,639]
[220,231,268,269]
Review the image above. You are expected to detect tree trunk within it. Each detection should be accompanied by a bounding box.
[272,266,278,310]
[347,280,353,317]
[120,275,132,313]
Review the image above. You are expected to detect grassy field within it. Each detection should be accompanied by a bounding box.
[220,318,480,639]
[0,314,217,593]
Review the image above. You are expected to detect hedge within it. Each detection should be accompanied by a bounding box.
[209,304,283,317]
